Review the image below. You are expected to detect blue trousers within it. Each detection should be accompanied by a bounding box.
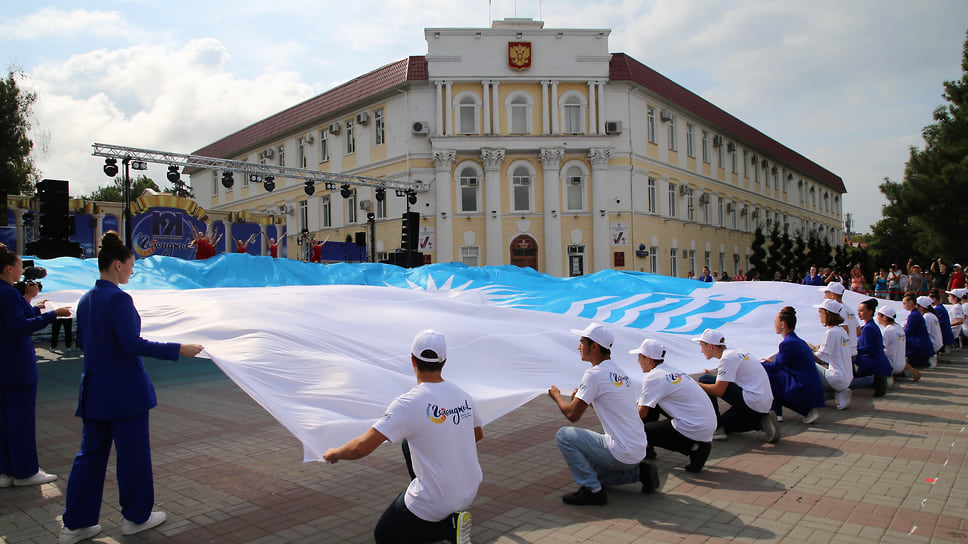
[0,384,40,478]
[554,426,640,490]
[62,412,153,529]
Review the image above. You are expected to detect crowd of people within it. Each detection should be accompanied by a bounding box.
[3,239,967,544]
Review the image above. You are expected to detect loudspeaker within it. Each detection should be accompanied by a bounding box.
[354,232,367,246]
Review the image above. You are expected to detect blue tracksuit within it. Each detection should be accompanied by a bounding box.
[762,331,825,416]
[935,304,955,347]
[904,310,934,368]
[853,321,893,377]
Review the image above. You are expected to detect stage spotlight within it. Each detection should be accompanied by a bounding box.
[375,188,385,202]
[249,174,263,183]
[130,160,148,170]
[167,165,180,183]
[325,182,337,191]
[407,190,417,205]
[340,184,352,198]
[264,176,275,192]
[304,180,316,196]
[103,158,118,177]
[221,171,234,188]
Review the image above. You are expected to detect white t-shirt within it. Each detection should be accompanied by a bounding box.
[963,302,968,337]
[948,303,964,338]
[638,363,716,442]
[881,322,906,375]
[373,381,483,522]
[844,309,860,357]
[575,359,649,464]
[924,311,943,352]
[816,326,852,391]
[714,349,774,414]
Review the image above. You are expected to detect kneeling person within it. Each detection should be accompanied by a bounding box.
[633,339,716,473]
[324,330,480,544]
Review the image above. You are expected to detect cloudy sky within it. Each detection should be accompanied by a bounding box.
[3,1,966,233]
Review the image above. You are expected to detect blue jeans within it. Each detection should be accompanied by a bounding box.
[555,426,640,490]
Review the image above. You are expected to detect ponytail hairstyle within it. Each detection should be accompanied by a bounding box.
[0,242,18,272]
[777,306,797,331]
[859,298,878,314]
[97,231,134,271]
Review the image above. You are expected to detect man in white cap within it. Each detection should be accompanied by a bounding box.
[548,322,655,505]
[823,282,860,358]
[947,289,966,348]
[916,295,943,367]
[694,329,779,443]
[324,329,480,544]
[632,338,716,473]
[875,306,913,380]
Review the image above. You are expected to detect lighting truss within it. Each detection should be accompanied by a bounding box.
[92,142,428,193]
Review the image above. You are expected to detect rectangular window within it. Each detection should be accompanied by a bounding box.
[717,197,724,227]
[376,193,387,219]
[319,130,329,162]
[686,190,695,222]
[345,120,355,155]
[563,104,581,134]
[566,172,583,211]
[460,246,479,267]
[459,103,476,134]
[346,188,357,223]
[668,183,677,218]
[277,145,285,167]
[650,246,659,274]
[701,131,709,163]
[647,106,656,143]
[720,253,726,275]
[321,195,331,227]
[374,108,385,145]
[460,172,479,213]
[512,175,530,211]
[510,103,528,133]
[647,177,657,214]
[731,150,737,173]
[686,124,695,158]
[704,250,711,268]
[298,200,308,232]
[773,170,779,189]
[667,116,677,151]
[211,171,218,196]
[298,140,307,169]
[728,204,737,229]
[717,145,724,169]
[689,250,696,275]
[701,195,710,224]
[743,151,749,178]
[567,245,585,277]
[670,248,678,277]
[241,157,249,187]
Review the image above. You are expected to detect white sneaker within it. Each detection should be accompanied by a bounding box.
[835,389,851,410]
[0,474,12,488]
[760,411,781,443]
[713,428,728,440]
[803,408,821,424]
[776,414,784,422]
[928,356,938,368]
[122,511,166,535]
[13,469,57,486]
[59,524,102,544]
[887,376,895,388]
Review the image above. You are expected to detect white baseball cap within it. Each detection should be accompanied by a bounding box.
[815,299,844,317]
[916,295,933,309]
[823,282,845,296]
[629,338,666,359]
[692,328,726,346]
[876,307,897,320]
[411,329,447,363]
[571,322,614,350]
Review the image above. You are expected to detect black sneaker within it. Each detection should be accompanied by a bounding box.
[873,375,888,397]
[448,511,471,544]
[561,486,607,505]
[685,442,711,473]
[645,445,657,460]
[638,461,660,494]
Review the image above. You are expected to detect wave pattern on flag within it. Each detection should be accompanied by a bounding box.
[36,255,904,462]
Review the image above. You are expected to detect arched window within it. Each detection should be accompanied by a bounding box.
[505,92,533,134]
[456,163,482,213]
[454,91,481,135]
[562,163,587,211]
[509,162,534,212]
[559,91,586,134]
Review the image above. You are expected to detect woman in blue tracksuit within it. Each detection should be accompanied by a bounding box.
[849,299,893,396]
[59,233,203,544]
[0,245,71,488]
[761,306,825,424]
[902,292,934,369]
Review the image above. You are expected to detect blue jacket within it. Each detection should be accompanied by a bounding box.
[935,304,955,346]
[802,274,824,286]
[75,279,181,420]
[853,320,892,376]
[762,331,825,409]
[1,281,58,386]
[904,310,934,360]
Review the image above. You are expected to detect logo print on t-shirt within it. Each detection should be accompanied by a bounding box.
[666,373,682,384]
[426,404,447,424]
[841,337,848,347]
[426,400,473,424]
[610,372,629,387]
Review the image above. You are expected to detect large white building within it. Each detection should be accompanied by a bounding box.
[190,18,845,277]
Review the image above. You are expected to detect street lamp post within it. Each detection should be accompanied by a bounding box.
[123,156,132,247]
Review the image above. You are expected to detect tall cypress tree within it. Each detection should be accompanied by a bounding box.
[749,226,768,280]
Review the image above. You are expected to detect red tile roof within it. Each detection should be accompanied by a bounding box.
[610,53,845,193]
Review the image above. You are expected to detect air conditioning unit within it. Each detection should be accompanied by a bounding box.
[360,199,372,211]
[304,133,314,144]
[278,204,294,216]
[262,148,274,159]
[568,177,581,185]
[329,122,341,135]
[712,135,723,147]
[771,166,778,174]
[659,109,672,122]
[751,210,759,219]
[356,111,370,125]
[726,142,736,152]
[467,179,479,186]
[412,121,430,134]
[750,154,758,163]
[679,185,690,196]
[740,207,748,216]
[604,120,623,134]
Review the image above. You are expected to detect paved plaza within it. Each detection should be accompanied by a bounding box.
[2,345,967,543]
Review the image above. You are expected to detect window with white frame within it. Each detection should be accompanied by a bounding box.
[345,120,355,155]
[686,124,695,157]
[764,163,769,187]
[701,193,710,224]
[456,93,480,135]
[321,195,331,227]
[773,169,779,189]
[650,246,659,273]
[743,151,749,178]
[742,205,749,231]
[668,182,678,218]
[701,130,709,163]
[511,165,532,211]
[560,92,585,134]
[374,108,385,145]
[299,200,308,232]
[717,144,724,169]
[647,106,656,143]
[319,130,329,162]
[686,190,695,222]
[211,171,218,196]
[460,246,480,267]
[277,145,285,167]
[728,202,737,229]
[297,139,307,168]
[458,165,481,213]
[668,116,677,151]
[567,245,585,277]
[507,92,532,134]
[647,177,657,214]
[717,197,724,227]
[731,149,737,173]
[704,250,711,267]
[346,188,357,223]
[720,252,726,275]
[754,159,760,183]
[376,192,387,219]
[564,165,585,211]
[689,250,696,275]
[670,248,678,277]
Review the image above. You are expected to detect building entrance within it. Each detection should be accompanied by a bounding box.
[510,234,538,270]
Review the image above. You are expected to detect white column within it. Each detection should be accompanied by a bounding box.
[444,81,453,137]
[434,81,444,137]
[597,81,607,135]
[540,147,564,276]
[432,150,457,263]
[481,148,505,266]
[586,81,597,136]
[541,81,550,135]
[12,208,25,254]
[260,223,268,256]
[491,81,500,134]
[481,80,491,134]
[589,148,612,272]
[93,212,104,257]
[550,80,559,135]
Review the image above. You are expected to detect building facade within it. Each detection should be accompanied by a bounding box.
[189,18,845,277]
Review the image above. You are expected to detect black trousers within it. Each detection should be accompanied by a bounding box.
[643,406,702,456]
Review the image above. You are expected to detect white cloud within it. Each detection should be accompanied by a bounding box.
[0,8,130,40]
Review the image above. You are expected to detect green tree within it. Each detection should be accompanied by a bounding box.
[166,173,195,199]
[790,232,807,278]
[87,175,161,202]
[748,226,768,280]
[0,69,39,225]
[869,30,968,262]
[767,223,784,278]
